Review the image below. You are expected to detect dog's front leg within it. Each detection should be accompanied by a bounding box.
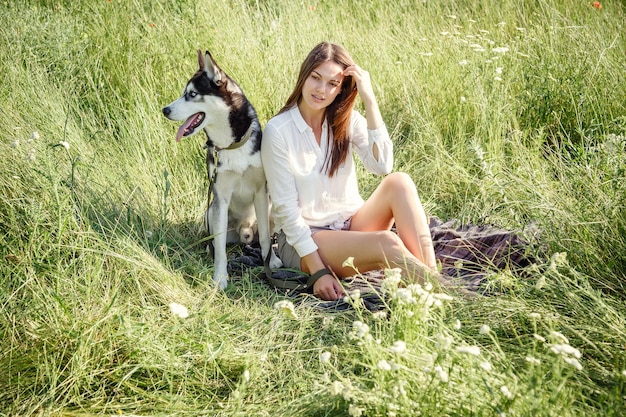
[209,195,230,290]
[254,188,283,270]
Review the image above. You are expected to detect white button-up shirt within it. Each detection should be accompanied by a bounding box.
[261,105,393,257]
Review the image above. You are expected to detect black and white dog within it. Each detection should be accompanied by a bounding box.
[162,50,282,289]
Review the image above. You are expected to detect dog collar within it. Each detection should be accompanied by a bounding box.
[218,123,254,151]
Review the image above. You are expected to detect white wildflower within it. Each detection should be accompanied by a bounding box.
[342,256,355,269]
[496,21,506,26]
[563,357,583,371]
[320,351,332,364]
[533,333,546,343]
[436,333,454,350]
[525,356,541,365]
[480,361,493,372]
[242,369,250,382]
[329,380,343,396]
[495,67,503,74]
[145,230,153,238]
[460,96,467,103]
[390,340,407,355]
[459,59,468,66]
[453,319,462,330]
[274,300,298,319]
[372,311,387,320]
[550,331,569,344]
[169,302,189,319]
[59,141,70,151]
[550,344,581,359]
[352,321,370,339]
[621,370,626,377]
[348,404,364,417]
[501,385,514,399]
[479,324,491,335]
[492,46,509,54]
[494,76,503,82]
[25,150,36,162]
[394,288,416,304]
[433,292,454,301]
[10,140,19,148]
[377,360,392,371]
[528,312,541,319]
[457,345,481,356]
[30,131,40,141]
[434,365,449,383]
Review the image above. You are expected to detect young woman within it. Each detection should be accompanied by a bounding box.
[261,42,438,301]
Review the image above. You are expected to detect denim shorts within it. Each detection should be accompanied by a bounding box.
[276,218,352,269]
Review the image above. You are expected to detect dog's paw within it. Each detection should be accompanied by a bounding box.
[213,274,228,290]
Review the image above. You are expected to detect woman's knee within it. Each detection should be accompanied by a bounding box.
[381,172,417,196]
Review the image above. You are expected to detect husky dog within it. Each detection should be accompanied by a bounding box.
[162,50,282,289]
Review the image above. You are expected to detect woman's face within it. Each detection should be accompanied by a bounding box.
[300,60,344,113]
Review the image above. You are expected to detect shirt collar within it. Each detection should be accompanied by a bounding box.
[289,104,327,133]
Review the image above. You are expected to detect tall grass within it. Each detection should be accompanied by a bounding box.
[1,0,625,415]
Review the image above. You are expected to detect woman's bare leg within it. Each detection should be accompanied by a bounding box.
[350,172,437,269]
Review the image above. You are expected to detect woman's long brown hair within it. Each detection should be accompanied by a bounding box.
[277,42,359,177]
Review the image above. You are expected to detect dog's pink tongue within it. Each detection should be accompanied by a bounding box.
[175,115,198,142]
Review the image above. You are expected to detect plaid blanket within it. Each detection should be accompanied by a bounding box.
[228,217,538,311]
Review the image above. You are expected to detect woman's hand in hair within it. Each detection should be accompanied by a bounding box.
[343,65,375,104]
[343,65,383,130]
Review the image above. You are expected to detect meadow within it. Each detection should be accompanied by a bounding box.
[1,0,625,415]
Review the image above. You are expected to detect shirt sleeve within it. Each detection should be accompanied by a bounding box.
[350,111,394,175]
[261,121,319,257]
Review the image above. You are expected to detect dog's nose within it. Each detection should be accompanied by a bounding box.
[162,107,171,117]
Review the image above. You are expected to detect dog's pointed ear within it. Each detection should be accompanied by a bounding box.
[200,50,223,86]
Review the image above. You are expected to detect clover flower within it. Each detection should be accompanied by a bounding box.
[274,300,298,319]
[169,302,189,319]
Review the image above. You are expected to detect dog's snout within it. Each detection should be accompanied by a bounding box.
[162,106,171,117]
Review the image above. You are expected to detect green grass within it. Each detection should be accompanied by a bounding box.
[1,0,626,415]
